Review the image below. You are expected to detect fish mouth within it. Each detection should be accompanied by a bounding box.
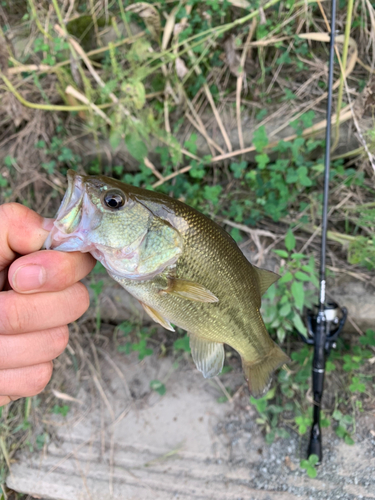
[43,169,86,250]
[58,169,83,221]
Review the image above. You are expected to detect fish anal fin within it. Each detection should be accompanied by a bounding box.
[253,266,280,296]
[189,333,224,378]
[242,342,289,398]
[163,278,218,303]
[140,302,175,332]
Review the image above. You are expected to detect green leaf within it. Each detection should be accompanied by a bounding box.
[344,435,355,445]
[286,169,298,183]
[189,161,206,179]
[265,430,276,444]
[359,329,375,346]
[290,281,305,311]
[277,326,287,343]
[273,249,289,258]
[276,428,290,439]
[309,454,319,465]
[300,459,309,469]
[41,160,56,174]
[0,174,8,187]
[325,360,335,373]
[4,155,14,166]
[301,264,314,273]
[307,466,317,478]
[294,271,311,282]
[125,134,147,161]
[291,253,306,260]
[217,396,229,403]
[255,153,270,169]
[117,342,132,354]
[121,79,146,109]
[252,126,269,152]
[89,280,103,297]
[117,321,134,336]
[321,415,331,427]
[279,303,291,317]
[349,377,366,393]
[184,133,198,155]
[291,281,304,310]
[173,335,191,352]
[278,271,293,284]
[203,185,222,205]
[230,227,242,243]
[299,424,307,434]
[150,379,166,396]
[285,229,296,251]
[291,313,307,336]
[342,414,353,425]
[332,409,342,420]
[221,366,233,374]
[109,131,122,150]
[230,161,247,178]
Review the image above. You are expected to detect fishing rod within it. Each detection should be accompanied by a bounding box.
[298,0,347,464]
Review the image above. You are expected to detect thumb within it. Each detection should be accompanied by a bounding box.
[0,203,53,272]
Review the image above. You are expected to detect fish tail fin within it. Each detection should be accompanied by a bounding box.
[242,342,290,398]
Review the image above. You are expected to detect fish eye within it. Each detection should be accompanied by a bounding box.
[103,190,126,210]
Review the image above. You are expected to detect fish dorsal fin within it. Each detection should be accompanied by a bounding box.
[189,333,224,378]
[164,278,219,303]
[140,302,175,332]
[253,266,280,296]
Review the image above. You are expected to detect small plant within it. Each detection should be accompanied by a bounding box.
[35,432,50,451]
[262,230,319,344]
[51,404,70,417]
[250,387,290,444]
[300,454,319,478]
[150,380,166,396]
[117,322,155,360]
[249,333,372,447]
[173,334,191,352]
[332,410,354,445]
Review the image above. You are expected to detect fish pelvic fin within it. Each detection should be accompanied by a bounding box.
[189,333,224,378]
[162,278,219,303]
[253,266,280,296]
[140,301,175,332]
[242,342,289,398]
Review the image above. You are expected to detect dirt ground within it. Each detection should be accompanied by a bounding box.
[6,339,375,500]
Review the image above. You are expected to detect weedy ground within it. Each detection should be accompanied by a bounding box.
[0,0,375,497]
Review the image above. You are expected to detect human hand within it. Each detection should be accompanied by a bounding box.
[0,203,95,407]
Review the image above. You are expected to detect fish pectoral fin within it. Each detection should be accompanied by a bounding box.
[163,278,219,303]
[189,333,224,378]
[140,302,175,332]
[242,341,290,398]
[253,266,280,296]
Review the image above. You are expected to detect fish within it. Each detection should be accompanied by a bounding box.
[44,169,289,397]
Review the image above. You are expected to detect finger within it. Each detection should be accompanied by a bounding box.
[0,325,69,369]
[9,250,96,294]
[0,362,53,397]
[0,269,7,291]
[0,396,21,407]
[0,396,12,406]
[0,203,53,272]
[0,282,90,335]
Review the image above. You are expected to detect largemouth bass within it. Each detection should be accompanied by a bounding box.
[44,170,289,396]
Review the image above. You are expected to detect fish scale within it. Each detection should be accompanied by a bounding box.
[45,170,289,397]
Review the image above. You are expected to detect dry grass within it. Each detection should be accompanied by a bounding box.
[0,0,374,215]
